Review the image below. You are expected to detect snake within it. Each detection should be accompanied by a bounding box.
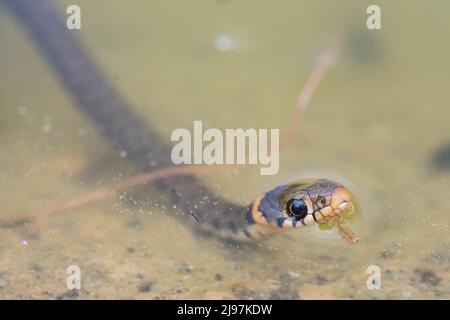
[6,0,360,244]
[239,179,359,243]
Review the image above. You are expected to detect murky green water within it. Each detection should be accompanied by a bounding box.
[1,0,449,299]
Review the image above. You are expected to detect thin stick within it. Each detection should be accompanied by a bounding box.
[0,165,238,227]
[38,165,237,220]
[281,39,339,146]
[1,40,339,227]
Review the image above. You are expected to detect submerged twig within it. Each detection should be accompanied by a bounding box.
[281,37,340,146]
[1,165,237,227]
[0,39,339,227]
[337,224,360,244]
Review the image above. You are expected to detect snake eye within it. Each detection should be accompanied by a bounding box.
[286,199,308,220]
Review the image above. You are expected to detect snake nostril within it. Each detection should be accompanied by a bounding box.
[318,196,326,206]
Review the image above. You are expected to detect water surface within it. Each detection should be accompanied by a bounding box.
[0,0,449,299]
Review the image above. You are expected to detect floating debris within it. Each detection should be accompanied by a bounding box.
[414,269,442,286]
[213,34,241,52]
[191,211,200,223]
[137,281,153,293]
[179,263,194,274]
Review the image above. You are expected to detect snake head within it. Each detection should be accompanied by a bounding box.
[278,179,359,242]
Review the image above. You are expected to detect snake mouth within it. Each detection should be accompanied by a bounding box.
[337,199,351,214]
[308,199,351,224]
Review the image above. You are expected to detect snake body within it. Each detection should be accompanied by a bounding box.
[7,0,359,244]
